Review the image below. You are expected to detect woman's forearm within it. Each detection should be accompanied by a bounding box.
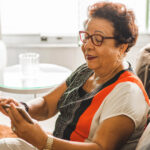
[25,82,67,121]
[27,97,49,121]
[43,136,102,150]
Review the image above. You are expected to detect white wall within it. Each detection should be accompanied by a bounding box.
[5,34,150,71]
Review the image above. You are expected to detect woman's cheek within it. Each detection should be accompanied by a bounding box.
[81,45,86,58]
[81,45,86,52]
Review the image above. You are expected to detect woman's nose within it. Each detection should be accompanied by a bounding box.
[84,38,94,50]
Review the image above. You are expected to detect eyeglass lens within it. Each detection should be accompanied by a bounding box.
[80,32,103,46]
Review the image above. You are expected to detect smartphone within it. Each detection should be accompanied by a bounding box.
[2,104,34,124]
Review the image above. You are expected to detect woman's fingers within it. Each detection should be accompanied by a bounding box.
[0,98,7,105]
[8,104,33,138]
[0,105,9,116]
[5,98,19,106]
[7,103,26,135]
[0,98,9,116]
[8,103,25,124]
[7,109,18,131]
[0,98,19,116]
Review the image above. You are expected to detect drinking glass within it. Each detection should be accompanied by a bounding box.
[19,53,40,77]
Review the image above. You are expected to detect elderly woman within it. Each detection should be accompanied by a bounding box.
[0,2,149,150]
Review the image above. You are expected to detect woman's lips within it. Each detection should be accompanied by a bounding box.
[86,55,97,60]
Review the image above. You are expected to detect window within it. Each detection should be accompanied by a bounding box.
[0,0,78,36]
[0,0,148,45]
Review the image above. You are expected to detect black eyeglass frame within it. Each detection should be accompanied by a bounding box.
[79,31,116,46]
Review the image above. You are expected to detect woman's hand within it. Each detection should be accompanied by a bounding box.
[7,103,48,150]
[0,97,19,116]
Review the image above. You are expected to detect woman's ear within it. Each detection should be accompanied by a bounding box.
[120,44,128,54]
[117,44,128,61]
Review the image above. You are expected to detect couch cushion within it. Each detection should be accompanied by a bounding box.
[136,123,150,150]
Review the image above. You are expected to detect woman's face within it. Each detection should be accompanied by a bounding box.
[82,17,125,74]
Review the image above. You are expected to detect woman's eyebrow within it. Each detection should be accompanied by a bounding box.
[95,30,104,34]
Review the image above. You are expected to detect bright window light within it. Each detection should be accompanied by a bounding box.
[0,0,148,36]
[0,0,79,36]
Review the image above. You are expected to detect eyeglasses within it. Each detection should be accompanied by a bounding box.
[79,31,116,46]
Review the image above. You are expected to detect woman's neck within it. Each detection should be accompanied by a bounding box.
[93,61,128,84]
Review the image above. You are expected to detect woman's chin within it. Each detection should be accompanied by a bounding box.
[86,62,98,70]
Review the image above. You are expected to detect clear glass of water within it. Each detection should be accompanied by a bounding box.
[19,53,40,77]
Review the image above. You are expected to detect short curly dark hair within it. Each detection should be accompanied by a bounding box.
[85,2,138,52]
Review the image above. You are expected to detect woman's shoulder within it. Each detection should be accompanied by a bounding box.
[100,81,149,128]
[109,81,147,104]
[115,81,143,93]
